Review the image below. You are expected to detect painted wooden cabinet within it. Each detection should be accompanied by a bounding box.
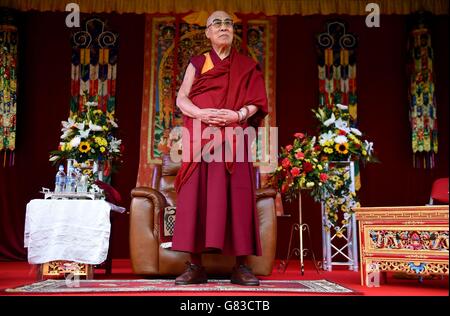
[354,205,448,286]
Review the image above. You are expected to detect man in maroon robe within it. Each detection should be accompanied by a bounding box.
[171,10,268,286]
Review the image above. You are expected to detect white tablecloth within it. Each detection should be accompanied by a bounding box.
[24,199,114,264]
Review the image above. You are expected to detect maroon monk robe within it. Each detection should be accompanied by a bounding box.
[171,48,268,256]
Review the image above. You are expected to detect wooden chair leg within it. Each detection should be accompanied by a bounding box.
[86,264,94,280]
[382,271,388,284]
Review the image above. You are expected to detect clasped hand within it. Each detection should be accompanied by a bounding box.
[197,108,239,127]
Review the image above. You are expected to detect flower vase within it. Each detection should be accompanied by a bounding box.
[93,161,103,182]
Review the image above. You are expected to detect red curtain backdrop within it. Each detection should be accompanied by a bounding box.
[0,12,448,261]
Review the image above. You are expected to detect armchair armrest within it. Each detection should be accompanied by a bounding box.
[255,187,277,200]
[249,187,277,275]
[131,187,168,207]
[129,186,168,275]
[131,186,169,236]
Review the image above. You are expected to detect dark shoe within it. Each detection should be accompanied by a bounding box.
[175,262,208,285]
[231,264,260,286]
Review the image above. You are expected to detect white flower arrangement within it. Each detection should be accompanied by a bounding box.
[49,101,123,166]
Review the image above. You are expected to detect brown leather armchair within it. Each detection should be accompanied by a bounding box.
[130,155,277,276]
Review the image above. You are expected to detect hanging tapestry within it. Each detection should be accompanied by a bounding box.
[316,20,361,189]
[407,11,438,168]
[0,9,18,167]
[137,13,277,187]
[317,20,358,124]
[70,18,118,116]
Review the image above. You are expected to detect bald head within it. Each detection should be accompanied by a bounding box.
[206,11,232,27]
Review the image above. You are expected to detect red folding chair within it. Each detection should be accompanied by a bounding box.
[429,177,449,205]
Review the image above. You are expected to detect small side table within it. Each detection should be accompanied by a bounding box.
[25,199,125,280]
[37,261,94,281]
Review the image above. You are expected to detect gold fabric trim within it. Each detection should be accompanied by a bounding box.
[0,0,448,15]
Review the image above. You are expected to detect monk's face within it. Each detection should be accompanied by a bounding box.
[205,11,234,48]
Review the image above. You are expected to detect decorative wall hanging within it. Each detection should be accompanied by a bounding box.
[0,9,18,167]
[70,18,118,116]
[407,11,438,168]
[137,13,277,187]
[317,20,358,126]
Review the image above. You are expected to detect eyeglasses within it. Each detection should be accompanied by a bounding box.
[207,19,234,29]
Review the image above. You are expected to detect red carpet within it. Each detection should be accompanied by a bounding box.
[0,259,448,296]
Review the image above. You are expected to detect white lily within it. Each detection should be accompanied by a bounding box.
[323,113,336,127]
[109,137,122,153]
[79,128,91,139]
[89,121,103,131]
[109,119,118,128]
[335,118,350,132]
[350,127,362,136]
[70,136,81,148]
[75,122,85,130]
[85,101,98,107]
[319,130,335,146]
[60,117,76,139]
[334,135,348,144]
[49,155,59,162]
[61,128,73,140]
[61,117,76,130]
[336,103,348,111]
[364,140,374,155]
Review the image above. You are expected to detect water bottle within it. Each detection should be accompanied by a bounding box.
[65,166,77,193]
[54,165,66,193]
[77,174,88,193]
